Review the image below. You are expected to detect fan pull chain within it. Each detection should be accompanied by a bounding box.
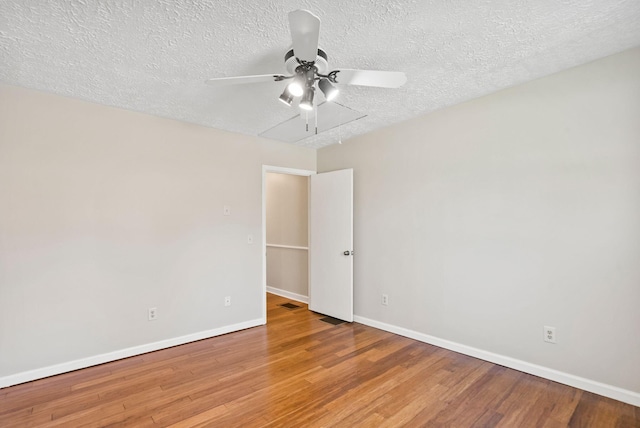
[305,110,309,132]
[338,105,342,144]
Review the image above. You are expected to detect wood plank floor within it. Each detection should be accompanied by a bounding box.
[1,293,638,427]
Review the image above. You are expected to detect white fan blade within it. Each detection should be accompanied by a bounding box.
[288,10,320,63]
[205,74,286,87]
[331,69,407,88]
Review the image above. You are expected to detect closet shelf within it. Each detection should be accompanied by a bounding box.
[266,243,308,250]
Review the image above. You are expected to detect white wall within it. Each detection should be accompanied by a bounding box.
[0,84,315,384]
[266,173,309,298]
[318,48,640,397]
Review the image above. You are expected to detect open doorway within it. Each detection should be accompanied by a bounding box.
[261,166,315,323]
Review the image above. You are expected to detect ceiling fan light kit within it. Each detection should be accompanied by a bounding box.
[318,78,339,101]
[299,87,315,111]
[278,88,295,106]
[286,73,306,97]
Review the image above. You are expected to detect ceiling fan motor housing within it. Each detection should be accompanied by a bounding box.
[285,48,329,75]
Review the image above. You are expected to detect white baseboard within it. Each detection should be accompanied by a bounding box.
[266,286,308,304]
[0,318,263,389]
[5,314,638,407]
[353,315,640,407]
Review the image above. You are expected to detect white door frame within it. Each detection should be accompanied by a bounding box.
[261,165,316,324]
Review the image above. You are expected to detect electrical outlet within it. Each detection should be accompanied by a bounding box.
[544,326,556,343]
[223,205,231,216]
[224,296,231,307]
[247,234,254,244]
[381,294,389,306]
[148,307,157,321]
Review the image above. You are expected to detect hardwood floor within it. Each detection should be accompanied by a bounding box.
[1,293,638,427]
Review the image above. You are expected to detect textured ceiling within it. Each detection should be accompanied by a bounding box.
[1,0,639,149]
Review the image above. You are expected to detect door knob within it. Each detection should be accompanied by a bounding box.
[343,250,353,256]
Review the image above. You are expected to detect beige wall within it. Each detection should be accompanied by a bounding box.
[266,173,309,297]
[318,48,640,395]
[0,84,315,381]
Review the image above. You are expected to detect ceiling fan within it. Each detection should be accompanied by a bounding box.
[205,9,407,111]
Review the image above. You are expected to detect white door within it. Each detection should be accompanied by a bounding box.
[309,169,353,322]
